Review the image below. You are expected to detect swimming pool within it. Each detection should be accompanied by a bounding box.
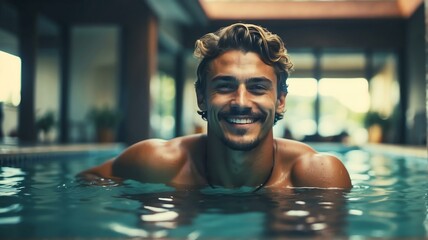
[0,144,426,238]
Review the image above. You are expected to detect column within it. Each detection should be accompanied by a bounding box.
[18,8,37,142]
[118,15,158,145]
[174,51,185,137]
[59,24,70,143]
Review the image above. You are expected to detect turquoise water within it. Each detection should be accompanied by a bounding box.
[0,147,427,238]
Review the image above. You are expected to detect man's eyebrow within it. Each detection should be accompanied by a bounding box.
[210,76,273,83]
[247,77,274,84]
[209,75,237,82]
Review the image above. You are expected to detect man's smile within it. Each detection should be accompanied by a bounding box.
[218,110,267,128]
[224,117,258,124]
[218,106,268,128]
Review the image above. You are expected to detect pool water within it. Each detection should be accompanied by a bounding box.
[0,147,427,238]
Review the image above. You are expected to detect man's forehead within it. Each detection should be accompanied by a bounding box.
[208,50,276,80]
[213,50,264,65]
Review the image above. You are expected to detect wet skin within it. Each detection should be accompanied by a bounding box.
[200,50,283,151]
[80,50,352,190]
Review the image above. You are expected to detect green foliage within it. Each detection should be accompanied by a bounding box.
[36,111,56,133]
[364,111,390,130]
[88,106,121,129]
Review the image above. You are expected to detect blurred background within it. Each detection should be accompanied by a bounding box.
[0,0,425,146]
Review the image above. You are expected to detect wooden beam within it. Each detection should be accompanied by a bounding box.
[118,14,158,144]
[199,1,403,20]
[18,6,37,142]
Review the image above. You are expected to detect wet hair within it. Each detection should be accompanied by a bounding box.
[194,23,294,123]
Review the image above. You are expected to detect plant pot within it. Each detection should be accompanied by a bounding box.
[368,124,383,143]
[96,128,115,143]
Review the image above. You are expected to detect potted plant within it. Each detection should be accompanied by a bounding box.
[364,111,390,143]
[88,106,121,142]
[36,111,56,142]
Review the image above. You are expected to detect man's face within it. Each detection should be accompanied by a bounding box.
[198,50,286,150]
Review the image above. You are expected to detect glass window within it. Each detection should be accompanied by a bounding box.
[319,78,370,143]
[367,52,400,143]
[370,52,400,117]
[280,50,399,144]
[321,52,365,78]
[285,78,318,140]
[0,50,21,106]
[150,72,176,139]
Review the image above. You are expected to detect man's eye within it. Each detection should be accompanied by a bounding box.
[248,84,268,93]
[216,84,234,92]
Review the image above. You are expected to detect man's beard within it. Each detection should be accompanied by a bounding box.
[212,106,271,151]
[220,135,260,151]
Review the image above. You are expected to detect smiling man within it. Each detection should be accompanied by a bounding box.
[80,23,352,191]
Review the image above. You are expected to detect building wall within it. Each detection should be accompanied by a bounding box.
[35,49,60,141]
[69,26,119,142]
[405,5,426,145]
[0,28,19,137]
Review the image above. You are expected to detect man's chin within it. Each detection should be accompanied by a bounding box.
[220,137,259,151]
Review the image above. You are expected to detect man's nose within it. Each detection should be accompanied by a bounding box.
[231,84,250,107]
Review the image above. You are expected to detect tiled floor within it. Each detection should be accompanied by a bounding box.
[362,144,427,158]
[0,143,124,155]
[0,142,125,164]
[0,140,425,159]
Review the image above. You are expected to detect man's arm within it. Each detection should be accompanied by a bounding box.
[290,153,352,189]
[77,139,184,184]
[77,158,117,181]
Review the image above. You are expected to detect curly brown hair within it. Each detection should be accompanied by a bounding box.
[194,23,294,123]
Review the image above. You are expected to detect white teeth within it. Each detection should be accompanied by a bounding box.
[227,118,255,124]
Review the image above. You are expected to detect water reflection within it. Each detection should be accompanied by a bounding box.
[264,188,348,238]
[0,151,426,238]
[0,167,25,196]
[115,187,349,238]
[0,167,25,225]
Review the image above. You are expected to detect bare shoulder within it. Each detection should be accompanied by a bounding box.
[291,152,352,189]
[275,138,317,157]
[276,138,352,189]
[79,134,204,184]
[112,134,203,183]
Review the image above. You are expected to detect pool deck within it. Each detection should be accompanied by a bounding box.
[0,140,125,163]
[0,143,124,155]
[0,140,425,159]
[361,143,427,159]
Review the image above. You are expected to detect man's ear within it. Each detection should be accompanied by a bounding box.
[276,92,286,114]
[196,90,207,111]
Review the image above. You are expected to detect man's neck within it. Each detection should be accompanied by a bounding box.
[205,133,275,188]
